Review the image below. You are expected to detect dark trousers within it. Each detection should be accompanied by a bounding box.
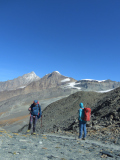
[28,115,37,132]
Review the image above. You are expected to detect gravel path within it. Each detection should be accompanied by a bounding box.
[0,127,120,160]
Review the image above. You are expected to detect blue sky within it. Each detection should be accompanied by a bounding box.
[0,0,120,82]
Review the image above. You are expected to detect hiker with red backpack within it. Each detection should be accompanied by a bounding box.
[27,100,42,135]
[78,103,91,140]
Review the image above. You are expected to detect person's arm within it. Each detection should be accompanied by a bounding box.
[79,109,83,120]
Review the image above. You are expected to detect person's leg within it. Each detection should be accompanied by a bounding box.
[79,122,83,139]
[28,115,33,130]
[83,123,87,139]
[33,116,37,133]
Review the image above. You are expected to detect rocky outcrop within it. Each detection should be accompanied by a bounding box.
[35,90,105,134]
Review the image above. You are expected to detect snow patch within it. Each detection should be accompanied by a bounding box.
[18,86,26,89]
[54,71,61,74]
[61,78,70,82]
[81,79,106,82]
[96,89,114,93]
[64,82,81,90]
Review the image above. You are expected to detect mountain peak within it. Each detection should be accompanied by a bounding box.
[52,71,61,74]
[0,71,40,91]
[22,72,40,81]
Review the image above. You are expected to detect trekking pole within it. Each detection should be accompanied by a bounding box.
[41,115,42,127]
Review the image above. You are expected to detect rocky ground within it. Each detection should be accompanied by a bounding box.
[1,127,120,160]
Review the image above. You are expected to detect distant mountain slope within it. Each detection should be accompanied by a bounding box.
[0,71,76,101]
[63,79,120,92]
[0,71,40,91]
[0,70,120,102]
[25,71,76,92]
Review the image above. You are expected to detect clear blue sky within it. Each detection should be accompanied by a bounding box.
[0,0,120,82]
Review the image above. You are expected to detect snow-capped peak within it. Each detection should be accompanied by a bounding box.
[53,71,61,74]
[22,71,40,81]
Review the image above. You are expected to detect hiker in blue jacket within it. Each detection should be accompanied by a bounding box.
[78,103,87,140]
[27,100,42,135]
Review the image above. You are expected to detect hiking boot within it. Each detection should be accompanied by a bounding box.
[27,130,30,133]
[33,132,36,135]
[83,138,86,140]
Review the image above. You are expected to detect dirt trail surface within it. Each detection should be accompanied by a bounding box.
[0,127,120,160]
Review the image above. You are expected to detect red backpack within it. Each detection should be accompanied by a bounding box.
[84,108,91,121]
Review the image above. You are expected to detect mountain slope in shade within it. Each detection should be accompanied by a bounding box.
[33,87,120,134]
[0,71,40,91]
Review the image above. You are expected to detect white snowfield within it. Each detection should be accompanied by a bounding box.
[61,78,70,82]
[63,80,114,93]
[81,79,106,82]
[96,89,114,93]
[18,86,26,89]
[64,82,81,90]
[54,71,61,74]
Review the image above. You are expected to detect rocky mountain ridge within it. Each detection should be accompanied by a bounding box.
[25,71,76,92]
[62,79,120,92]
[74,79,120,92]
[0,71,76,101]
[0,71,40,91]
[0,70,120,103]
[0,70,120,93]
[1,71,120,93]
